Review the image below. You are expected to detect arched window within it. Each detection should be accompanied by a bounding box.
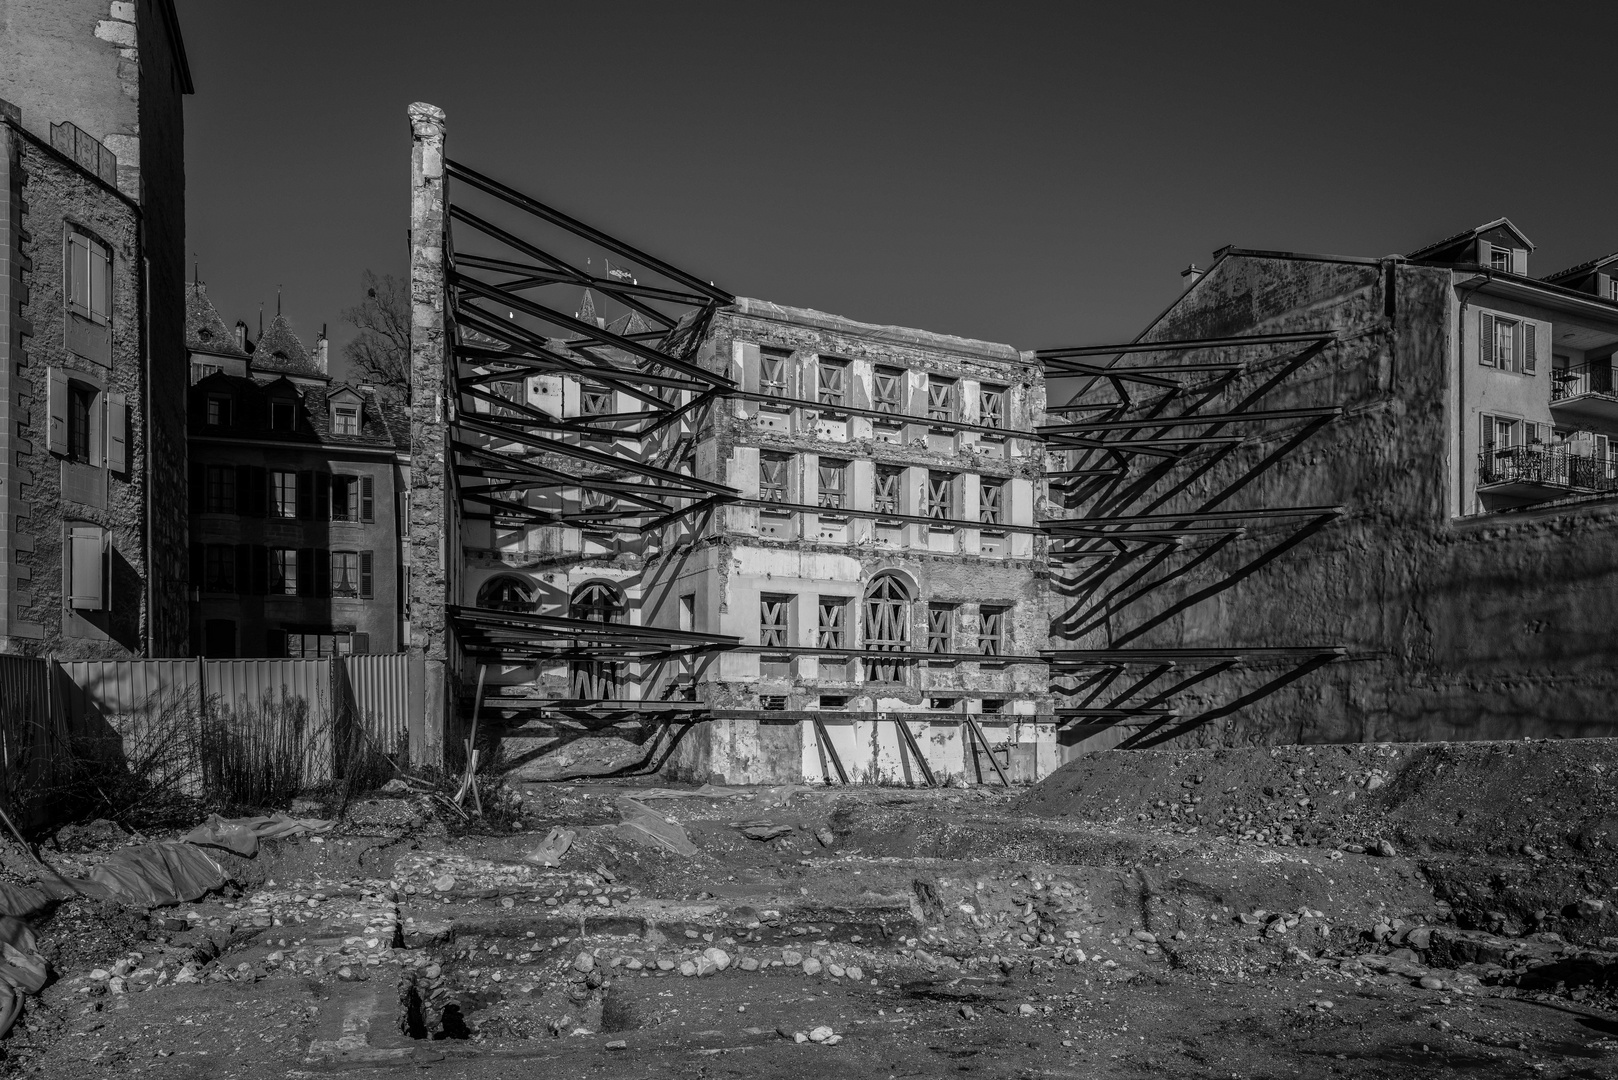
[476,574,535,613]
[863,573,912,683]
[569,581,624,699]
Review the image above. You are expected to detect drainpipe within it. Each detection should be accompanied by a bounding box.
[1455,268,1494,517]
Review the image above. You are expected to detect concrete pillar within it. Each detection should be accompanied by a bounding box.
[406,101,451,767]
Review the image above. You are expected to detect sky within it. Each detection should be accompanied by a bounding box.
[175,1,1618,383]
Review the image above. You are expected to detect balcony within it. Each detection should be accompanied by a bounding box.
[1477,446,1618,505]
[1551,360,1618,429]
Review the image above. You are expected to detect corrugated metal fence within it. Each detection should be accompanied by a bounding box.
[0,653,417,828]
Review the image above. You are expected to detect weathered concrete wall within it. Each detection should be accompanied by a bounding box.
[1053,253,1618,749]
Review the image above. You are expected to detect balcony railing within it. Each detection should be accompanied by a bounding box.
[1553,360,1618,402]
[1478,446,1618,495]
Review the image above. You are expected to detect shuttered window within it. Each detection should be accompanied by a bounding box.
[204,465,236,513]
[979,384,1005,429]
[66,231,111,324]
[818,459,847,510]
[873,367,903,414]
[980,480,1004,525]
[863,574,911,682]
[817,360,846,407]
[926,377,957,422]
[979,606,1005,656]
[760,349,791,398]
[927,603,952,653]
[331,551,361,597]
[817,599,846,648]
[874,465,902,515]
[580,383,612,415]
[925,471,955,520]
[270,472,298,518]
[270,548,298,595]
[1480,313,1536,374]
[759,452,790,502]
[67,524,106,610]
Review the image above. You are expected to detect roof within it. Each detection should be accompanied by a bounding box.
[1405,217,1535,261]
[184,282,248,358]
[251,312,326,378]
[1542,252,1618,284]
[190,373,408,453]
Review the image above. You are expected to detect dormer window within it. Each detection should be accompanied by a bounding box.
[1490,248,1513,272]
[270,399,297,431]
[196,326,214,342]
[332,404,361,436]
[206,394,232,427]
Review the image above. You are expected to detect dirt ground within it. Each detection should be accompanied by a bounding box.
[5,738,1618,1079]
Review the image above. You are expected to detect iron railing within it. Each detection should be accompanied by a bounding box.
[1478,446,1618,494]
[1553,360,1618,402]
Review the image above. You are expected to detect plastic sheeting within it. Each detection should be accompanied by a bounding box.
[182,813,333,858]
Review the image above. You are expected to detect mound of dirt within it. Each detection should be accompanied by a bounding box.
[1018,738,1618,863]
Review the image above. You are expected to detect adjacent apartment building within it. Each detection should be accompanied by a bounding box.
[186,283,410,658]
[1049,218,1618,750]
[460,297,1054,784]
[0,0,192,657]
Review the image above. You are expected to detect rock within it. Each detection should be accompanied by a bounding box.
[808,1025,834,1043]
[739,957,759,971]
[574,952,595,973]
[1578,897,1608,919]
[108,977,127,994]
[703,947,731,972]
[845,965,863,981]
[516,736,648,782]
[695,958,717,977]
[606,1039,627,1050]
[1131,930,1156,944]
[1374,838,1397,858]
[794,1032,808,1043]
[802,958,823,976]
[783,950,804,966]
[815,828,835,848]
[825,1034,843,1045]
[431,875,456,893]
[1018,1003,1036,1017]
[961,1004,978,1019]
[1372,922,1393,942]
[1366,775,1385,792]
[679,960,697,977]
[657,959,675,971]
[89,968,109,981]
[1419,975,1444,991]
[828,963,845,978]
[1406,927,1433,951]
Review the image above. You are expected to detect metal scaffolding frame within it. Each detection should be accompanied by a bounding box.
[1037,330,1350,745]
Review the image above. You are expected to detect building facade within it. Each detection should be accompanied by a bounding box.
[1047,219,1618,751]
[0,0,192,657]
[186,284,410,658]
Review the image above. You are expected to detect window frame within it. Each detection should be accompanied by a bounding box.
[872,366,904,415]
[760,593,791,647]
[206,394,232,428]
[817,598,847,648]
[580,382,613,416]
[874,464,902,515]
[817,359,847,408]
[926,603,953,654]
[759,451,791,503]
[759,348,792,399]
[203,464,237,514]
[979,384,1006,429]
[332,404,361,436]
[203,543,235,593]
[978,605,1005,656]
[818,458,848,510]
[980,480,1004,525]
[926,376,958,422]
[269,548,299,595]
[66,228,112,325]
[270,471,298,518]
[67,382,96,463]
[925,470,956,520]
[269,399,297,431]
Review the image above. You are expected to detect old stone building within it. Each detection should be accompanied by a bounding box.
[1046,218,1618,751]
[459,297,1053,783]
[185,284,411,658]
[0,0,192,657]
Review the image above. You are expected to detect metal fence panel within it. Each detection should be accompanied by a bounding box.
[0,654,61,826]
[341,653,412,757]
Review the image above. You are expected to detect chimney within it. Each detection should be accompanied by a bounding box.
[314,324,329,372]
[235,320,247,351]
[1180,264,1205,291]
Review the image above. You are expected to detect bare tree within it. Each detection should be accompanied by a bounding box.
[341,270,410,400]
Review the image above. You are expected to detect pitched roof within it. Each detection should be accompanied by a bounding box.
[1405,217,1535,261]
[184,282,249,357]
[1542,252,1618,284]
[252,313,325,378]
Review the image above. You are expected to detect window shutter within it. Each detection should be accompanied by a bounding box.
[297,471,314,521]
[348,476,361,521]
[1522,321,1537,373]
[47,367,69,455]
[234,544,252,595]
[296,547,314,597]
[1479,313,1495,367]
[68,525,105,610]
[251,545,269,594]
[359,551,374,599]
[315,472,331,521]
[360,476,375,522]
[314,549,331,597]
[106,392,127,472]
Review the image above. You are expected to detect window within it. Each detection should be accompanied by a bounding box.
[980,480,1004,525]
[66,230,111,324]
[817,598,846,648]
[270,471,297,518]
[270,399,297,431]
[269,549,298,595]
[927,603,953,654]
[1479,313,1536,374]
[284,630,341,659]
[874,465,902,515]
[477,575,535,612]
[1490,248,1513,272]
[679,593,696,632]
[873,366,904,414]
[204,544,235,593]
[863,574,911,681]
[817,359,847,408]
[67,383,95,463]
[332,404,360,436]
[202,620,236,659]
[981,698,1006,715]
[978,606,1005,656]
[204,465,236,513]
[760,594,791,647]
[1610,279,1618,302]
[925,470,956,520]
[760,348,791,398]
[818,695,848,710]
[926,377,957,422]
[330,551,373,599]
[491,380,522,418]
[818,458,847,510]
[580,382,612,415]
[206,395,232,427]
[979,384,1005,429]
[759,451,791,502]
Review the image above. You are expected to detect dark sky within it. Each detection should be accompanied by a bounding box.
[175,1,1618,382]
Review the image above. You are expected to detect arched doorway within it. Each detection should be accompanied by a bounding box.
[862,573,912,683]
[569,581,624,699]
[475,574,536,612]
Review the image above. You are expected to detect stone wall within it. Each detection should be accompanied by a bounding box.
[1054,253,1618,748]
